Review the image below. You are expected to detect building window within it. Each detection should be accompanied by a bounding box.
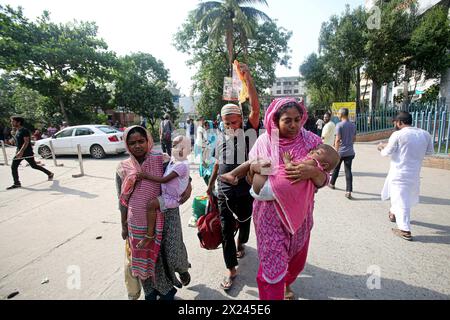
[284,90,292,94]
[294,89,299,94]
[277,82,281,86]
[276,90,282,94]
[294,81,299,85]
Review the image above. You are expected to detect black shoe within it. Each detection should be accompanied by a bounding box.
[6,184,21,190]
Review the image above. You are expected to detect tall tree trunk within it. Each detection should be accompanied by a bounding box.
[362,77,369,113]
[370,80,378,112]
[384,83,390,109]
[410,72,422,103]
[58,98,69,124]
[356,67,361,113]
[226,26,234,77]
[402,67,411,110]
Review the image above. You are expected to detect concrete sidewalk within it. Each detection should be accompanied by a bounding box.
[0,143,449,300]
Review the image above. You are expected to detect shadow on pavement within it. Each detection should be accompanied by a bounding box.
[185,246,260,300]
[291,264,449,300]
[353,172,388,179]
[410,221,450,245]
[419,196,450,206]
[22,180,99,199]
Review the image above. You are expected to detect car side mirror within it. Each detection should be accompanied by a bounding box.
[52,135,56,139]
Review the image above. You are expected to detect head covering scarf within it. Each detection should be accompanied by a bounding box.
[249,98,322,234]
[117,125,154,207]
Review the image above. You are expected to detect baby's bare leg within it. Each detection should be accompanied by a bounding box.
[146,199,160,238]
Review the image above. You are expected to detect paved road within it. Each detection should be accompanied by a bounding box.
[0,143,449,300]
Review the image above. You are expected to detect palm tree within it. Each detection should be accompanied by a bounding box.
[195,0,271,74]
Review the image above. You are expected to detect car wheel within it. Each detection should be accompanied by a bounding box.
[90,144,106,159]
[38,145,52,159]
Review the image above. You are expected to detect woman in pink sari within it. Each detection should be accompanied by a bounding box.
[249,98,328,300]
[116,126,192,300]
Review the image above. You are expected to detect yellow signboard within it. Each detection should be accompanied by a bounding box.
[332,102,357,121]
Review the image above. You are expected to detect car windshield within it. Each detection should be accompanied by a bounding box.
[96,126,118,134]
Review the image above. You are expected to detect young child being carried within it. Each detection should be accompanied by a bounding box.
[135,135,191,286]
[220,144,340,201]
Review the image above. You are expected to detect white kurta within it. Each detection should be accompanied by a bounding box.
[381,127,434,209]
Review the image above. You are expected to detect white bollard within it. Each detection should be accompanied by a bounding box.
[1,140,8,166]
[49,140,64,167]
[72,144,84,178]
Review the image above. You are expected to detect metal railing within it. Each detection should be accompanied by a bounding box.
[353,102,449,155]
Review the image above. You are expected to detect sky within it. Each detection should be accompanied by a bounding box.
[2,0,365,95]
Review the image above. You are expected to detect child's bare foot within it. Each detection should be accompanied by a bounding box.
[285,285,296,300]
[220,173,239,185]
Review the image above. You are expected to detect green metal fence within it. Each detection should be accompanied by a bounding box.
[353,102,449,155]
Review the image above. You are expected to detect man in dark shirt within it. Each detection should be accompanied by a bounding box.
[7,116,54,190]
[206,63,260,291]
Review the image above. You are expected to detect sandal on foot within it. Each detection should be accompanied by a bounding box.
[179,272,191,286]
[392,228,412,241]
[48,173,54,181]
[220,275,236,291]
[6,184,21,190]
[236,249,246,259]
[389,212,396,223]
[285,291,296,300]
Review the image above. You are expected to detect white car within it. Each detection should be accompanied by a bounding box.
[34,125,126,159]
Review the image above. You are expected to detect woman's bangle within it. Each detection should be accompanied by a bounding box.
[144,234,155,240]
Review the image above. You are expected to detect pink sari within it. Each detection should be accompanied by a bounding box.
[117,126,164,281]
[249,98,323,284]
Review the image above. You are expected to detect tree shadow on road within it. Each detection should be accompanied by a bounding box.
[184,246,260,300]
[410,221,450,245]
[331,189,381,202]
[353,172,388,179]
[291,264,449,300]
[22,180,98,199]
[419,196,450,206]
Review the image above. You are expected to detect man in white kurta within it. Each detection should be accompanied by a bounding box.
[321,112,336,146]
[378,112,434,241]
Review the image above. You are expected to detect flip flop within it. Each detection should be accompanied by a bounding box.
[236,249,246,259]
[6,184,21,190]
[179,272,191,286]
[388,212,396,223]
[284,291,296,300]
[220,275,237,291]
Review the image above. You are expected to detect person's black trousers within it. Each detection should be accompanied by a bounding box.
[218,193,253,270]
[330,155,355,192]
[161,140,172,156]
[12,156,52,185]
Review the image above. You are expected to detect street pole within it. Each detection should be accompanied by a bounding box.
[49,140,64,167]
[72,144,84,178]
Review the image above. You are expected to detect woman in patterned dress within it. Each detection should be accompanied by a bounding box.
[116,126,192,300]
[249,98,329,300]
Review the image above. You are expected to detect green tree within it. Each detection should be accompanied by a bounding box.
[365,0,417,109]
[175,12,291,118]
[194,0,271,74]
[408,5,450,95]
[0,73,56,128]
[0,5,116,124]
[114,53,176,137]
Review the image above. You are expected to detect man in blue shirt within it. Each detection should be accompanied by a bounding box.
[329,108,357,199]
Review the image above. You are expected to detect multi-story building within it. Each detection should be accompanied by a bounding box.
[270,76,307,101]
